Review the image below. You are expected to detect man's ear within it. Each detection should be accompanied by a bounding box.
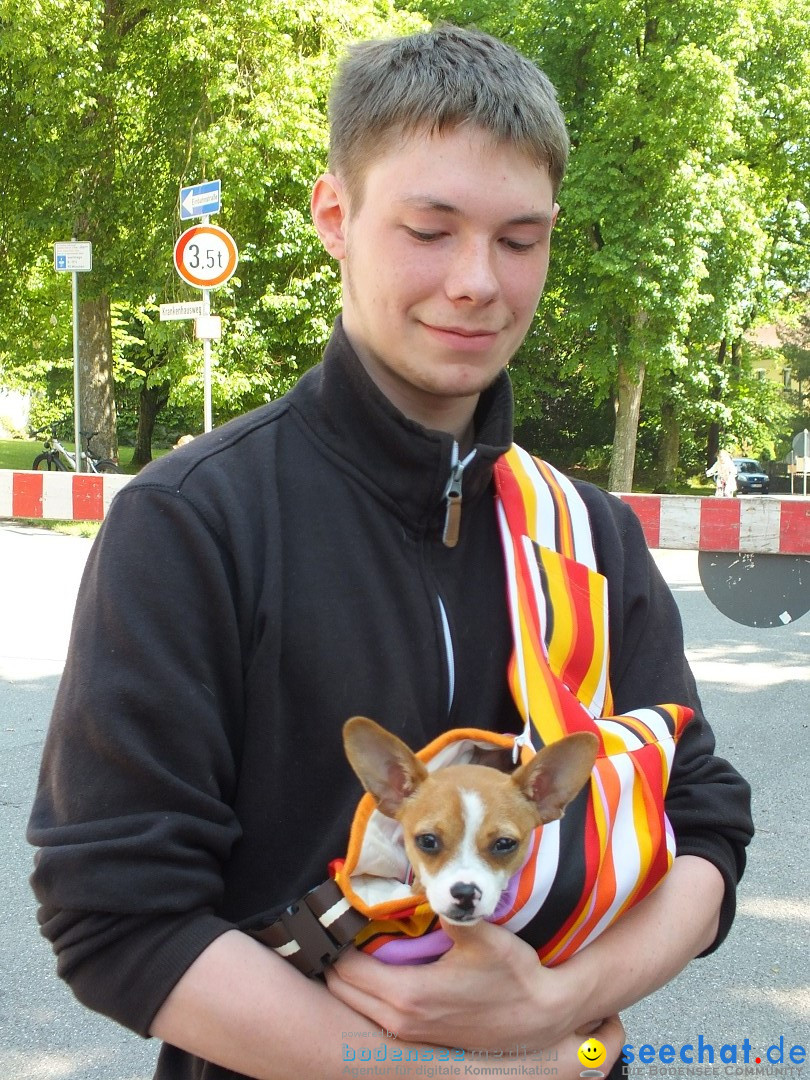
[343,717,428,818]
[311,173,349,261]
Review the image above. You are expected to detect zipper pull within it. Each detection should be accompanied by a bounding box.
[442,445,476,548]
[443,465,464,547]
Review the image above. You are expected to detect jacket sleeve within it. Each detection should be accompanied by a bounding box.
[27,483,247,1036]
[583,486,754,955]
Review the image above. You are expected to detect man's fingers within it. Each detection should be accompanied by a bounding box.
[437,917,502,948]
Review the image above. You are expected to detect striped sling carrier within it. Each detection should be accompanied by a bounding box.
[334,445,692,966]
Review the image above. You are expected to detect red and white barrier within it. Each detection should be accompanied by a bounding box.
[0,471,808,553]
[0,470,132,523]
[619,493,810,555]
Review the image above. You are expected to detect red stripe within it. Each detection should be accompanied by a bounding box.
[620,495,661,548]
[780,501,810,554]
[555,557,597,698]
[12,472,43,517]
[699,499,740,551]
[494,458,530,539]
[72,475,104,520]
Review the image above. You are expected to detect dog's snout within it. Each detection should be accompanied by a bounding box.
[449,882,482,910]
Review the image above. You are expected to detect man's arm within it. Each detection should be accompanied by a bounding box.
[150,930,401,1080]
[150,929,627,1080]
[326,854,723,1053]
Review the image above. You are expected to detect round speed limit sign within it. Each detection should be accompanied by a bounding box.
[174,224,238,289]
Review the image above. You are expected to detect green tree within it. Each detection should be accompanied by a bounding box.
[0,0,423,458]
[426,0,809,489]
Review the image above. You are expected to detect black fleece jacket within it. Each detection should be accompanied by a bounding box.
[28,319,753,1079]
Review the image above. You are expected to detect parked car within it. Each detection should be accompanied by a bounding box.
[733,457,770,494]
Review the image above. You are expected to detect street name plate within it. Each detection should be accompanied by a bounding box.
[159,301,206,321]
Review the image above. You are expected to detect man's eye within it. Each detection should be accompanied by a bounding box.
[502,239,537,252]
[406,228,441,243]
[491,836,519,855]
[415,833,441,852]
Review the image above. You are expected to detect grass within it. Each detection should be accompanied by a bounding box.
[9,517,102,538]
[0,437,168,473]
[0,437,44,472]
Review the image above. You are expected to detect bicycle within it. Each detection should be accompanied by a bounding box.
[31,427,122,474]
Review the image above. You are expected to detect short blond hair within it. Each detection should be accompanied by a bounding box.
[328,25,569,207]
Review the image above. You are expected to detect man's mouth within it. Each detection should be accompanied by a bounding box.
[421,323,500,351]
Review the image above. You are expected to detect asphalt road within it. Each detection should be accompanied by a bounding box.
[0,524,807,1079]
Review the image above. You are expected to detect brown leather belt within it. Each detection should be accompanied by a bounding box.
[246,879,369,978]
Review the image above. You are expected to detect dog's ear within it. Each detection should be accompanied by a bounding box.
[342,717,428,818]
[512,731,598,823]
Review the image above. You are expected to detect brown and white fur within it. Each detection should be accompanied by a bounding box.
[343,717,598,926]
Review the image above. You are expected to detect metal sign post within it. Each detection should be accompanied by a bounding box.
[202,287,212,432]
[172,188,238,433]
[54,240,92,471]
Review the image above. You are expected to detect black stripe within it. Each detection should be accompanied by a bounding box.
[531,541,554,650]
[517,782,590,952]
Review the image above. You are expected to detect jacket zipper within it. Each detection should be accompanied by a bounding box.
[442,442,476,548]
[438,442,477,716]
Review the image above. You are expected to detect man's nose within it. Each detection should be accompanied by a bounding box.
[445,240,498,304]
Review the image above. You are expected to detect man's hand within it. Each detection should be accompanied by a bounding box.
[327,856,723,1065]
[326,917,580,1052]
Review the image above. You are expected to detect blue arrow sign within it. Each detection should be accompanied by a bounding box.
[180,179,221,220]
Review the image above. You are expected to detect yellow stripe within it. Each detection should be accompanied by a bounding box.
[577,574,609,711]
[542,553,576,683]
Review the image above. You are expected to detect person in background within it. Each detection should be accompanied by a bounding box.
[706,449,738,497]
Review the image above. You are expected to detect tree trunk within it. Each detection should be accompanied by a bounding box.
[77,292,118,462]
[655,397,680,492]
[608,354,645,492]
[705,336,727,469]
[131,381,171,469]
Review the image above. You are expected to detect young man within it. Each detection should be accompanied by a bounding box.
[28,26,752,1080]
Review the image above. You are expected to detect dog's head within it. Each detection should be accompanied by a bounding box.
[342,717,597,925]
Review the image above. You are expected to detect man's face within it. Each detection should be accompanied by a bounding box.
[312,126,558,433]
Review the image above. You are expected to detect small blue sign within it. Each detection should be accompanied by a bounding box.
[180,179,222,220]
[56,255,67,269]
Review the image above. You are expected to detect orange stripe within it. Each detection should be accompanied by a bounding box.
[534,458,576,559]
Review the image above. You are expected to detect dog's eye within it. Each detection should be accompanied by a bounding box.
[415,833,441,853]
[492,837,519,855]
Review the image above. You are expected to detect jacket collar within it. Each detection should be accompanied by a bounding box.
[289,317,514,538]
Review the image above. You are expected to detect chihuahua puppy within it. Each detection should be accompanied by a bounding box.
[343,717,598,926]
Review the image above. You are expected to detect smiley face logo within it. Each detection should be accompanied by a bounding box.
[577,1038,607,1070]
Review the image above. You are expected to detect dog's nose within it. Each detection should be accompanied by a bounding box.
[449,882,482,910]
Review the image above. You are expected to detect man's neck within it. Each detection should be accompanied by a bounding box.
[342,328,480,449]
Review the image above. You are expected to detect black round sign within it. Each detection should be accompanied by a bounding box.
[698,552,810,628]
